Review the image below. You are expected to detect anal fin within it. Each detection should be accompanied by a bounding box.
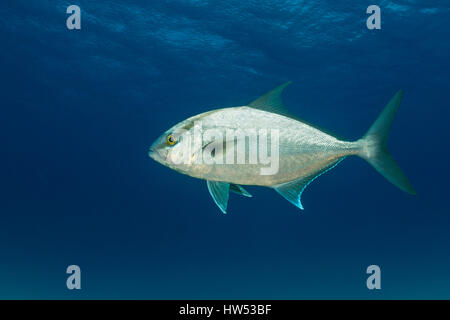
[274,178,309,210]
[274,158,345,210]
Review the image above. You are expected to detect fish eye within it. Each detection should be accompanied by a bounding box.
[166,134,177,146]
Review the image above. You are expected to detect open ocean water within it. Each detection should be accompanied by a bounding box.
[1,0,449,299]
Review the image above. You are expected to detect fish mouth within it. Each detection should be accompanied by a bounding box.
[148,148,166,165]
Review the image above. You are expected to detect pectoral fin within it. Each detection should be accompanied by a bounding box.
[207,181,230,214]
[201,138,237,163]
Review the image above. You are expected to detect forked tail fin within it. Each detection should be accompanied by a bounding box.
[357,90,416,195]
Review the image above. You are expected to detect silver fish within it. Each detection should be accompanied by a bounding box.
[149,82,415,213]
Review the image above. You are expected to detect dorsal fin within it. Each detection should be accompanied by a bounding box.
[274,158,345,210]
[248,82,346,140]
[248,81,292,116]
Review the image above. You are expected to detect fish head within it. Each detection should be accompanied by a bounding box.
[149,117,202,175]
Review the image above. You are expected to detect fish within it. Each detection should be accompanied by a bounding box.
[149,82,415,213]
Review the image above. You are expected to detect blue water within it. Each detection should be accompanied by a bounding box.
[1,0,449,299]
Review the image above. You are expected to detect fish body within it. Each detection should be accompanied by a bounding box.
[158,106,358,186]
[149,83,415,213]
